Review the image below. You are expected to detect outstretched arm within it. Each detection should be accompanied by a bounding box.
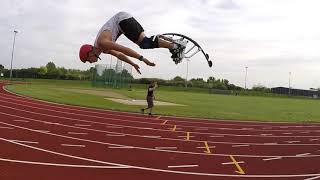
[100,40,155,66]
[108,50,141,74]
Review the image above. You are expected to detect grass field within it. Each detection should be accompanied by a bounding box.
[4,79,320,123]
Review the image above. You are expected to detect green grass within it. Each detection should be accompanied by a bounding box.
[4,79,320,123]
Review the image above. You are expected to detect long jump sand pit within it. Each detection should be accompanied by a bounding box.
[55,88,185,106]
[105,98,186,106]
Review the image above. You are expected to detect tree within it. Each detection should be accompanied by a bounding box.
[0,64,4,71]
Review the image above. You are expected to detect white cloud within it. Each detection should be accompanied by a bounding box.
[0,0,320,89]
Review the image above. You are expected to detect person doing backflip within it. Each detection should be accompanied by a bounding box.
[79,12,187,74]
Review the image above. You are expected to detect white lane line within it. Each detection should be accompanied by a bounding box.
[13,120,29,123]
[210,135,224,138]
[0,126,14,129]
[11,140,39,144]
[222,161,245,165]
[168,165,198,168]
[68,132,88,135]
[283,133,292,135]
[301,131,310,134]
[280,127,289,129]
[310,139,319,141]
[196,146,216,149]
[296,153,311,157]
[35,130,50,133]
[106,134,126,137]
[155,147,177,150]
[195,128,209,130]
[75,124,91,127]
[0,158,130,169]
[263,157,282,161]
[108,146,134,149]
[286,141,301,143]
[140,127,154,130]
[262,127,272,130]
[142,136,162,138]
[106,126,123,129]
[261,134,273,136]
[43,122,60,125]
[305,176,320,180]
[234,134,252,137]
[232,144,250,147]
[61,144,85,147]
[241,128,254,130]
[263,143,278,145]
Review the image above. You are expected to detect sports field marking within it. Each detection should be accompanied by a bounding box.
[3,92,320,130]
[11,140,39,144]
[142,136,162,138]
[0,158,129,169]
[194,128,209,131]
[232,144,250,147]
[2,101,320,139]
[301,131,310,134]
[155,147,177,150]
[168,165,199,168]
[108,146,134,149]
[228,155,246,174]
[263,157,282,161]
[210,135,224,138]
[68,132,88,135]
[263,143,278,145]
[61,144,85,147]
[241,128,254,130]
[141,127,154,130]
[156,116,162,120]
[106,126,123,129]
[304,176,320,180]
[310,139,319,141]
[171,125,177,132]
[261,134,273,136]
[43,122,60,125]
[283,133,292,135]
[13,120,29,123]
[178,132,193,141]
[203,141,212,154]
[34,130,50,133]
[75,124,91,127]
[106,134,126,137]
[286,141,301,143]
[296,153,311,157]
[161,120,168,125]
[0,126,14,129]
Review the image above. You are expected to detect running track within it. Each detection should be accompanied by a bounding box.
[1,82,320,180]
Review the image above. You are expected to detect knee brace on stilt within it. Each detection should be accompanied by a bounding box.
[139,35,159,49]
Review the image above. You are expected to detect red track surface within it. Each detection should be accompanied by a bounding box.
[1,82,320,180]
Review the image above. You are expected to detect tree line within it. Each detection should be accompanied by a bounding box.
[1,62,247,91]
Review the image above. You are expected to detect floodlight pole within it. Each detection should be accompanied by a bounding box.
[185,58,190,88]
[10,30,18,80]
[245,66,248,90]
[289,72,291,96]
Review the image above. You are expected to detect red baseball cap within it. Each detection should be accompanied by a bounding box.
[79,44,93,63]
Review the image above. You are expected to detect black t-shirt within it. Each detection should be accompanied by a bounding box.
[147,85,154,97]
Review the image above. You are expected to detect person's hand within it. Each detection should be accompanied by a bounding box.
[133,64,141,74]
[143,58,156,66]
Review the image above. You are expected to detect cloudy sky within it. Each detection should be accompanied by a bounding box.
[1,0,319,89]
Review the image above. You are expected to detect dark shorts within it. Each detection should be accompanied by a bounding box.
[119,17,144,43]
[147,96,154,108]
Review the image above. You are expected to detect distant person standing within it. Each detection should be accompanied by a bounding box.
[141,81,158,115]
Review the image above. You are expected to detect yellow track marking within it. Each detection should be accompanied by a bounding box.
[171,125,177,132]
[156,116,162,120]
[161,120,168,125]
[230,155,245,174]
[204,141,211,154]
[186,132,190,141]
